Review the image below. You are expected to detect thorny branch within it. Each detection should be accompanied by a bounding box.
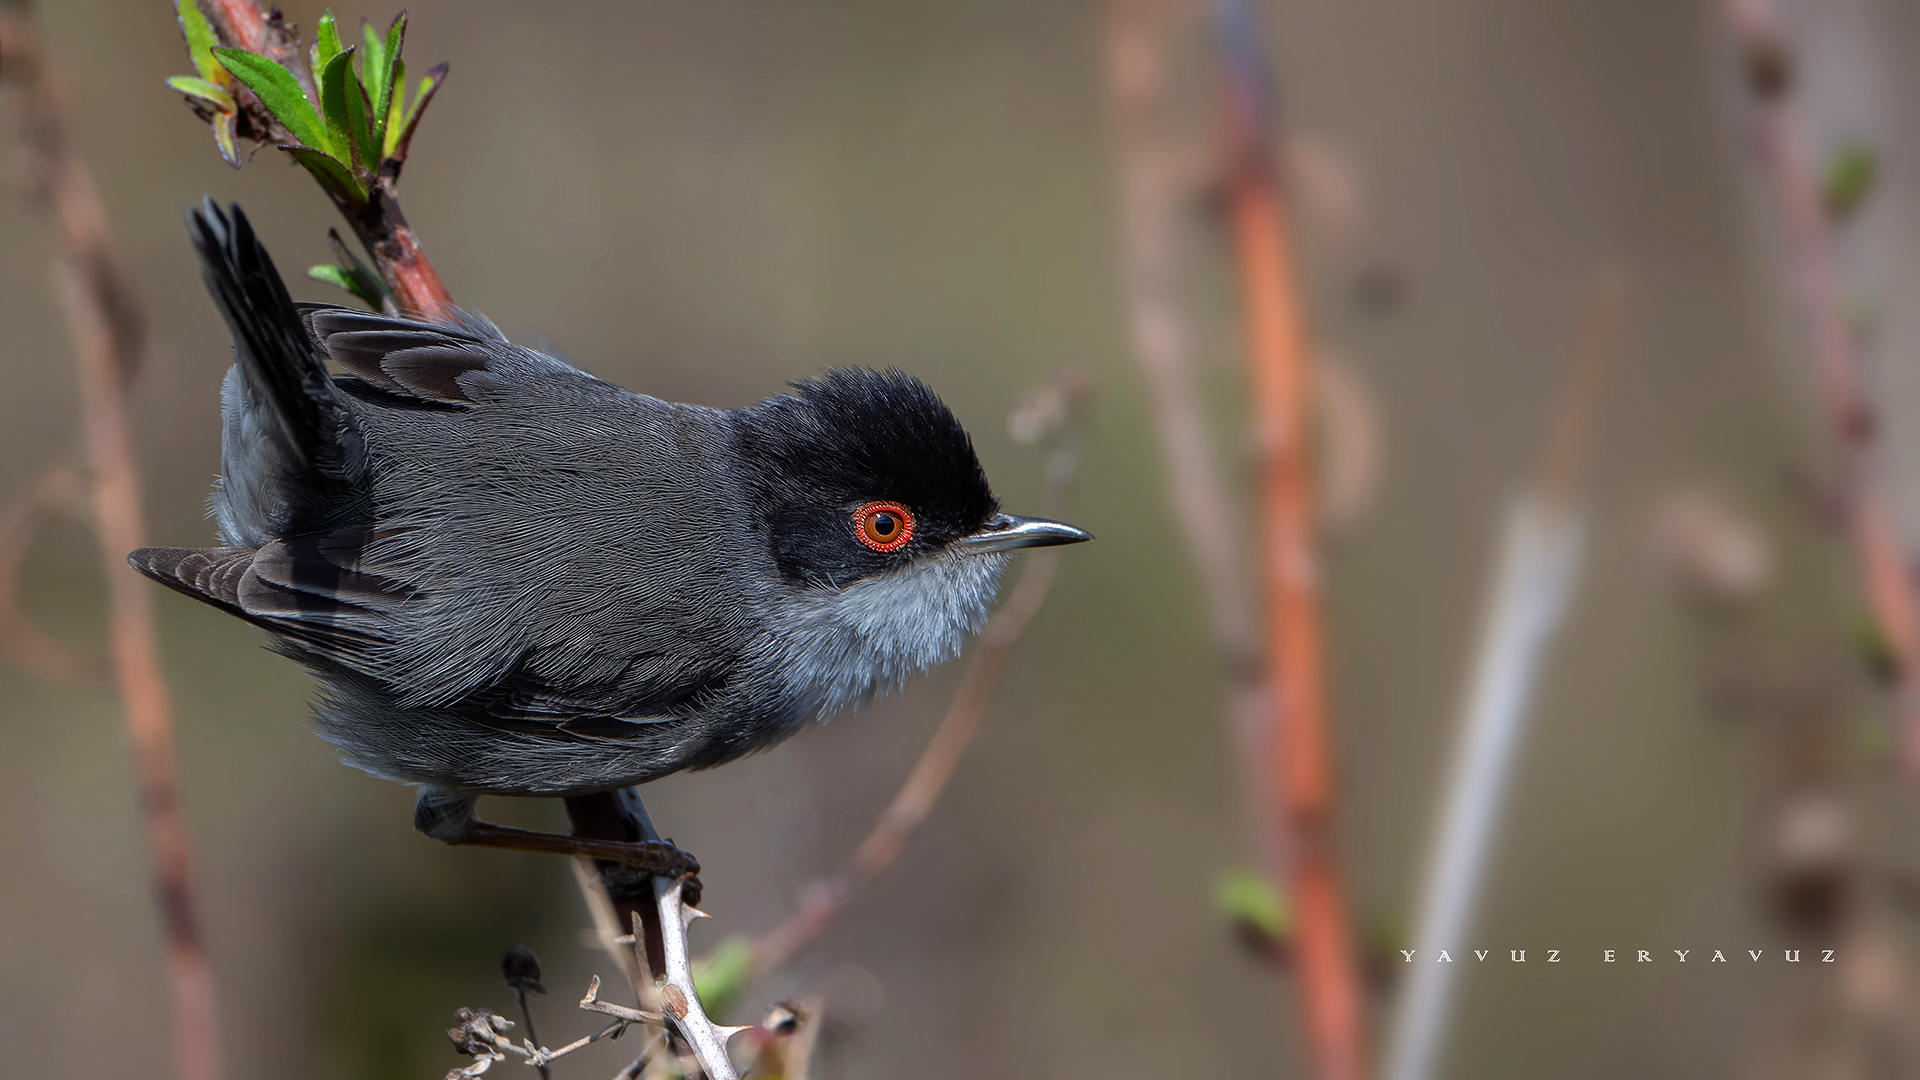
[450,972,822,1080]
[566,798,741,1078]
[1717,0,1920,780]
[450,925,834,1079]
[652,877,748,1075]
[748,371,1092,977]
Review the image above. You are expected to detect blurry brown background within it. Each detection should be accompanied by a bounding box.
[5,0,1918,1076]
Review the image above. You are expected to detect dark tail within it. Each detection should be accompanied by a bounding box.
[187,199,355,485]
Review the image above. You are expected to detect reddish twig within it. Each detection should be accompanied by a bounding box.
[1215,4,1368,1077]
[0,7,223,1080]
[749,380,1089,976]
[186,0,454,321]
[1718,0,1920,775]
[1103,6,1365,1074]
[1223,150,1368,1080]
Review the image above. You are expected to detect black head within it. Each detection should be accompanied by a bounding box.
[730,368,1000,587]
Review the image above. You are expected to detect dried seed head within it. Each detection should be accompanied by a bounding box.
[501,944,547,994]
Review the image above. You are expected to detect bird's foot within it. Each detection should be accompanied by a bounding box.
[452,819,701,878]
[414,789,700,878]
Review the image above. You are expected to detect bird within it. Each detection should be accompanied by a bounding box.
[131,201,1090,875]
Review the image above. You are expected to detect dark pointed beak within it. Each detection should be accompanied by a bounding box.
[957,513,1093,554]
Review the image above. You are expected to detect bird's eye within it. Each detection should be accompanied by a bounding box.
[852,500,915,552]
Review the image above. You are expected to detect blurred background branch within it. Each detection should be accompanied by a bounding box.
[1102,0,1274,875]
[1212,2,1370,1075]
[1718,0,1920,780]
[0,4,220,1080]
[1104,1,1368,1074]
[1384,272,1625,1080]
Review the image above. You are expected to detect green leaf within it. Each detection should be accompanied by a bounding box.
[169,69,244,169]
[175,0,227,86]
[308,251,387,310]
[308,263,357,292]
[320,47,374,171]
[284,145,367,205]
[213,48,329,152]
[326,228,390,308]
[391,61,448,167]
[1212,867,1290,941]
[212,109,240,167]
[360,20,387,120]
[165,75,235,111]
[690,936,753,1022]
[365,12,408,159]
[381,57,408,159]
[1824,145,1880,221]
[312,11,346,85]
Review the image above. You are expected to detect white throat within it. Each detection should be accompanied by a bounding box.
[770,547,1008,717]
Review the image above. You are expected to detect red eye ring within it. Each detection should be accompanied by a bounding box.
[852,501,915,552]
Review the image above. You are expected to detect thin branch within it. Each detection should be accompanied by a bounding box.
[1,8,222,1080]
[573,856,651,1001]
[445,996,645,1079]
[573,809,739,1078]
[1215,0,1367,1075]
[1384,273,1625,1080]
[1717,0,1920,778]
[1101,0,1261,670]
[749,378,1089,976]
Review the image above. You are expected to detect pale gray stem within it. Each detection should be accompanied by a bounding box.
[653,877,745,1079]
